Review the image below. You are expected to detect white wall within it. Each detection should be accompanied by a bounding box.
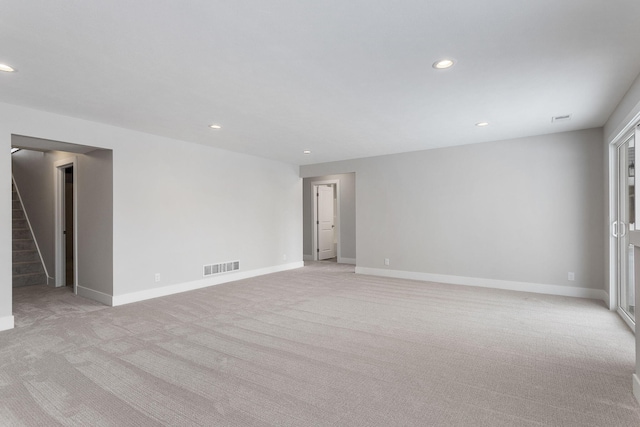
[0,131,11,330]
[301,128,605,298]
[0,101,302,329]
[302,173,356,261]
[77,149,113,297]
[112,136,301,299]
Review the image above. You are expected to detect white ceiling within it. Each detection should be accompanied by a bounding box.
[1,1,640,165]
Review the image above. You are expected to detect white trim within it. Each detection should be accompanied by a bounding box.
[356,267,608,302]
[338,257,356,265]
[610,111,640,147]
[0,315,14,332]
[112,261,304,306]
[54,157,78,292]
[303,254,314,261]
[77,285,113,306]
[633,374,640,405]
[617,307,636,333]
[607,142,618,310]
[310,179,341,262]
[11,174,52,283]
[608,123,640,312]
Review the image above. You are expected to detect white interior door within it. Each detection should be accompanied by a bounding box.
[317,185,336,260]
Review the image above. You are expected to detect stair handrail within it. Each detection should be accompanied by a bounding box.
[11,174,52,284]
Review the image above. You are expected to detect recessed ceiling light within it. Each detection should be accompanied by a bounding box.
[475,122,489,127]
[303,150,311,154]
[209,124,221,129]
[0,64,15,73]
[432,59,454,69]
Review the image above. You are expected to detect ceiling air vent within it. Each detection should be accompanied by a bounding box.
[551,114,572,123]
[203,260,240,277]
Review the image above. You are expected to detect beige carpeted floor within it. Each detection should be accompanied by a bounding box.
[1,262,639,426]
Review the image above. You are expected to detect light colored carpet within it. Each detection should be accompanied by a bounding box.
[1,262,639,426]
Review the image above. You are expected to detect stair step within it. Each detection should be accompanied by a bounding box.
[13,261,45,275]
[12,219,28,229]
[13,239,36,251]
[12,250,40,263]
[12,181,47,288]
[13,272,47,287]
[12,229,32,240]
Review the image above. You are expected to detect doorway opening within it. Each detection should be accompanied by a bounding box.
[55,157,78,294]
[304,173,356,265]
[64,167,74,288]
[314,183,337,261]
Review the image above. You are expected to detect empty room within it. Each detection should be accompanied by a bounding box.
[2,1,640,425]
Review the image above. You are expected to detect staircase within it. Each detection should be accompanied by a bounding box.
[12,183,47,287]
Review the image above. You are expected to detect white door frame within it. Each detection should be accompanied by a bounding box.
[54,157,78,294]
[311,179,340,261]
[609,113,640,312]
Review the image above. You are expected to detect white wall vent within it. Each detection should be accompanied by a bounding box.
[551,114,572,123]
[203,260,240,277]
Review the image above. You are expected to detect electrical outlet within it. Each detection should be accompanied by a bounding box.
[155,273,161,282]
[384,258,390,266]
[283,254,287,261]
[568,272,575,281]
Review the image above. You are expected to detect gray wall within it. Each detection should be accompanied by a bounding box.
[302,128,605,291]
[302,173,356,261]
[0,131,10,328]
[77,149,113,296]
[0,100,302,319]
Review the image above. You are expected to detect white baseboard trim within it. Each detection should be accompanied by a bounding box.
[633,374,640,405]
[0,315,14,332]
[77,285,113,306]
[303,254,314,261]
[355,267,608,302]
[112,261,304,306]
[338,257,356,265]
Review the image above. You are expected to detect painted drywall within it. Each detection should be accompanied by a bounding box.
[301,128,605,293]
[0,131,12,330]
[302,173,356,261]
[0,101,302,317]
[77,149,113,296]
[112,136,302,296]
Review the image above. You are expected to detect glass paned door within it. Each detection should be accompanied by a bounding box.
[617,134,635,323]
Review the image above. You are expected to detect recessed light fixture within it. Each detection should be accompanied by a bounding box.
[303,150,311,154]
[209,124,221,129]
[0,64,15,73]
[432,59,455,69]
[475,122,489,127]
